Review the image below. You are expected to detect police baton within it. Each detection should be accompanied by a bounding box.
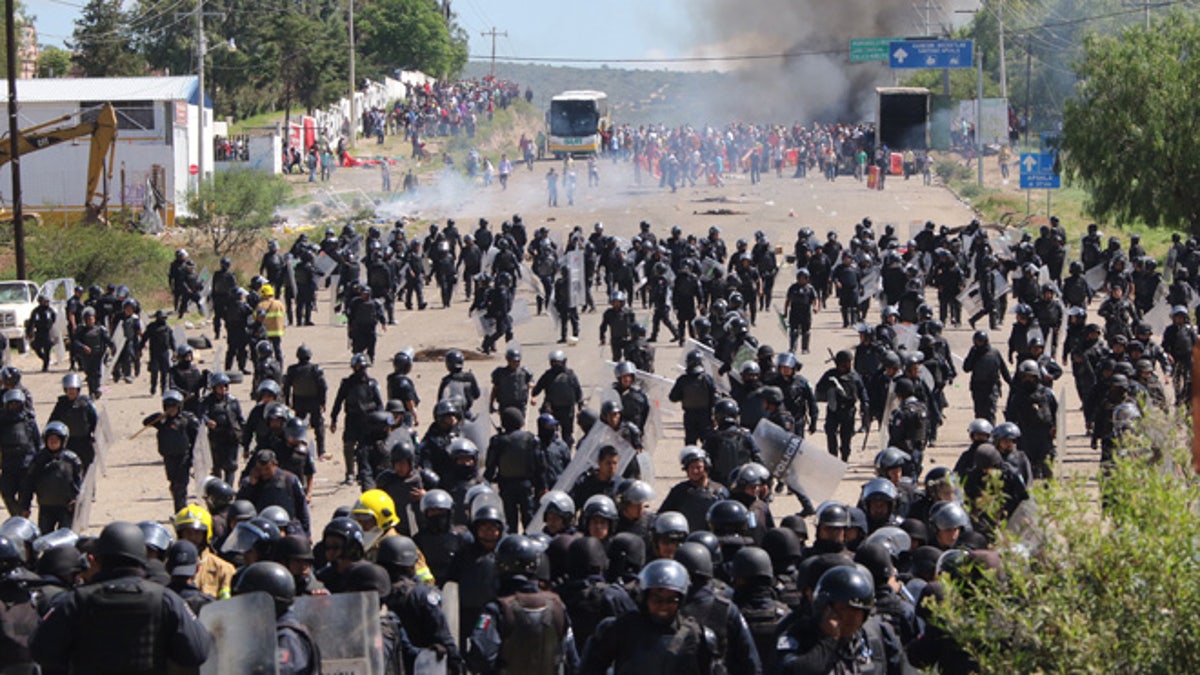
[130,412,164,439]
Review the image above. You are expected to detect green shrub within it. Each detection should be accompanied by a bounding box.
[936,159,973,183]
[929,406,1200,672]
[958,183,984,200]
[22,223,172,297]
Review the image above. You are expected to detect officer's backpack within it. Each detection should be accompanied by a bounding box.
[499,592,565,675]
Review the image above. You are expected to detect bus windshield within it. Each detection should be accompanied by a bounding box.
[549,100,599,136]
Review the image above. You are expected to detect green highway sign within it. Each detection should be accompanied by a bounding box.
[850,37,904,63]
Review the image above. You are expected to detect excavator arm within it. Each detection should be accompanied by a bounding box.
[0,103,118,220]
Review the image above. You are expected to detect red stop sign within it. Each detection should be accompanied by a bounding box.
[189,164,199,175]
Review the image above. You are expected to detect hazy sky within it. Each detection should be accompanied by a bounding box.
[27,0,977,66]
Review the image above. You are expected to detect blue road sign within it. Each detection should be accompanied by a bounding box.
[889,40,974,69]
[1019,152,1060,190]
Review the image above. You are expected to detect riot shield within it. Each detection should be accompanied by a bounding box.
[191,425,213,500]
[566,250,585,308]
[107,327,127,381]
[414,649,448,675]
[633,368,671,461]
[1084,264,1106,292]
[97,406,112,474]
[633,261,648,296]
[327,274,342,327]
[291,591,385,675]
[461,393,494,468]
[776,310,789,342]
[992,270,1010,298]
[683,339,729,393]
[173,325,188,349]
[197,267,212,317]
[857,269,881,306]
[72,465,98,533]
[752,418,847,506]
[957,282,983,320]
[1143,285,1172,335]
[1057,385,1067,453]
[1005,499,1043,554]
[893,324,920,352]
[526,424,635,533]
[33,528,78,555]
[469,309,495,337]
[729,344,758,384]
[878,380,898,451]
[510,298,532,325]
[482,246,499,272]
[284,255,298,297]
[314,252,338,278]
[51,310,67,366]
[442,581,461,646]
[520,264,544,301]
[198,591,279,675]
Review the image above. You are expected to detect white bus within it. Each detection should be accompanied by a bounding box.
[547,90,609,158]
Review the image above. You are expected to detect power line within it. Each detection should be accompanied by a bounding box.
[466,45,851,65]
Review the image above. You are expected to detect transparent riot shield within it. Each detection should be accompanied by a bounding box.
[191,425,213,500]
[442,581,461,646]
[566,250,585,308]
[51,310,67,366]
[97,406,113,474]
[957,282,983,320]
[197,267,212,317]
[414,648,448,675]
[878,380,898,451]
[1143,285,1172,335]
[1057,385,1067,454]
[198,591,279,675]
[173,325,188,349]
[314,252,338,278]
[776,310,789,343]
[683,339,729,394]
[33,528,78,555]
[729,344,757,384]
[992,270,1010,298]
[633,368,672,463]
[857,269,881,306]
[469,309,495,337]
[284,255,298,297]
[1005,499,1043,554]
[520,264,544,302]
[72,465,98,533]
[291,591,385,675]
[526,424,635,533]
[752,418,847,506]
[510,298,532,326]
[461,391,494,468]
[106,327,127,381]
[327,274,342,327]
[483,246,499,272]
[1084,264,1106,292]
[893,324,920,352]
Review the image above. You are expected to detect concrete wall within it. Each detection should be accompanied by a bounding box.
[215,131,283,175]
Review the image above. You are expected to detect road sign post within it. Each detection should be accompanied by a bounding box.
[889,40,974,69]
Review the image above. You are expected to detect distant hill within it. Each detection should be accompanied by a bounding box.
[462,59,891,126]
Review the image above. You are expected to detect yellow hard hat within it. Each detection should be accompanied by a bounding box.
[260,284,275,298]
[174,504,213,541]
[351,489,399,530]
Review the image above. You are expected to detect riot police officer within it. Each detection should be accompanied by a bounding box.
[815,350,869,461]
[387,349,420,426]
[48,372,99,472]
[144,390,200,512]
[376,536,463,674]
[962,331,1012,423]
[284,345,328,460]
[484,408,544,532]
[532,351,583,445]
[199,372,244,484]
[660,447,729,532]
[30,521,212,672]
[490,347,534,417]
[332,354,383,484]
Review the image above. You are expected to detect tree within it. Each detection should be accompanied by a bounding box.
[1063,10,1200,230]
[186,169,290,256]
[36,46,72,78]
[357,0,467,80]
[927,406,1200,671]
[71,0,145,76]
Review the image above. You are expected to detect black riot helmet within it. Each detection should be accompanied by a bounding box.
[234,561,296,617]
[813,565,875,614]
[495,534,542,576]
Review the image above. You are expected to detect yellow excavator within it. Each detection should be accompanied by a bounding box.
[0,102,118,224]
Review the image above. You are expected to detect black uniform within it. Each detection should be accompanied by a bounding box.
[19,445,82,532]
[963,345,1012,423]
[146,410,200,512]
[29,567,212,673]
[484,429,546,532]
[49,393,99,472]
[384,576,463,674]
[887,397,929,477]
[660,479,729,533]
[467,577,578,674]
[703,422,762,488]
[0,407,39,516]
[580,609,715,675]
[285,359,328,459]
[332,370,383,481]
[73,322,115,399]
[347,294,387,361]
[532,365,583,445]
[815,366,869,460]
[679,581,762,675]
[600,305,637,362]
[199,391,245,483]
[669,370,718,445]
[492,365,534,416]
[139,316,175,395]
[784,280,817,353]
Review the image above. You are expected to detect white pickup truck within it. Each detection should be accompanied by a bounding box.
[0,280,42,353]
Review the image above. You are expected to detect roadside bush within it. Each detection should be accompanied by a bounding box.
[25,223,171,296]
[928,406,1200,672]
[936,159,973,182]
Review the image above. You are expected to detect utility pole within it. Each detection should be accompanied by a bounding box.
[480,27,507,79]
[977,52,984,187]
[348,0,356,148]
[178,0,222,191]
[998,0,1007,101]
[6,0,24,278]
